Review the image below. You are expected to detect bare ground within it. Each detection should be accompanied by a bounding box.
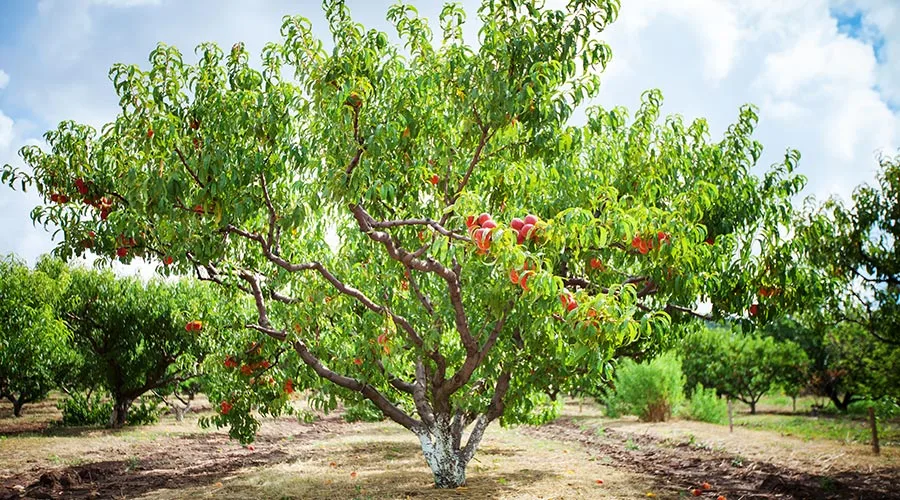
[523,401,900,499]
[1,397,899,499]
[0,398,657,499]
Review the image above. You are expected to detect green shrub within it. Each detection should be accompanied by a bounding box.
[126,397,163,426]
[682,384,727,424]
[608,352,685,422]
[342,399,385,423]
[58,392,112,426]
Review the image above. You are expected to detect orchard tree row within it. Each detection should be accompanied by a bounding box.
[1,0,897,488]
[0,255,225,425]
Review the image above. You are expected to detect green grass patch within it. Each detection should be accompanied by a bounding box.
[732,413,900,445]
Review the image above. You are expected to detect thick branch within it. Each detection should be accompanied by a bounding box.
[239,272,420,430]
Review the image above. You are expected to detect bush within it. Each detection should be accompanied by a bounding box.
[126,397,163,426]
[682,384,727,424]
[608,352,685,422]
[342,399,385,423]
[58,392,112,426]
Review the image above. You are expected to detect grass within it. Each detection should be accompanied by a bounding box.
[728,394,900,446]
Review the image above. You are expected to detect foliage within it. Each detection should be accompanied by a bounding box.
[681,383,727,424]
[126,397,164,425]
[59,267,218,426]
[0,255,74,417]
[681,328,808,413]
[343,398,386,423]
[58,391,113,427]
[764,316,900,411]
[0,0,812,487]
[607,352,684,422]
[800,154,900,346]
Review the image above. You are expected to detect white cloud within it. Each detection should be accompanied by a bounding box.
[0,111,13,150]
[0,70,9,90]
[597,0,899,202]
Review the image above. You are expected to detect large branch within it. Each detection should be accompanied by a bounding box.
[351,204,476,357]
[442,303,512,396]
[239,272,420,430]
[460,370,511,463]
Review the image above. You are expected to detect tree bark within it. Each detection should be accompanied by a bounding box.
[869,407,880,455]
[749,400,757,414]
[110,398,132,428]
[12,397,25,418]
[414,412,490,488]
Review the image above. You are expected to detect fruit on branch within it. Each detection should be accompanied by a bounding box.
[220,401,233,415]
[749,304,759,317]
[116,247,128,258]
[224,356,238,369]
[163,255,174,266]
[147,128,154,139]
[430,174,439,185]
[560,291,578,312]
[590,258,605,271]
[185,320,203,332]
[631,234,653,254]
[75,178,88,195]
[524,214,539,226]
[657,232,671,245]
[510,217,524,231]
[476,213,491,226]
[353,358,363,366]
[519,270,534,291]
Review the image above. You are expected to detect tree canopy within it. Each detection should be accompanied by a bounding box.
[0,255,73,417]
[60,268,218,426]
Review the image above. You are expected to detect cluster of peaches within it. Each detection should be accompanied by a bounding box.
[631,231,671,254]
[466,212,543,253]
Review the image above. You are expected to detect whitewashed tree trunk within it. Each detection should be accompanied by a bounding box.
[414,413,490,488]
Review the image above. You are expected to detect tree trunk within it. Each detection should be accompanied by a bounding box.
[413,413,488,489]
[792,396,797,413]
[12,397,25,418]
[110,398,132,428]
[824,386,851,412]
[869,407,880,455]
[749,400,757,414]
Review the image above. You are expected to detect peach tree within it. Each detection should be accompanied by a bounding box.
[60,267,219,427]
[802,154,900,347]
[1,0,809,487]
[0,255,73,417]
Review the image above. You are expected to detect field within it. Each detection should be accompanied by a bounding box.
[1,395,898,499]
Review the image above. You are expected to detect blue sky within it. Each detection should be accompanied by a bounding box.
[1,0,898,272]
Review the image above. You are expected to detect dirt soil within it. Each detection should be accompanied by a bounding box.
[0,413,349,500]
[524,415,900,499]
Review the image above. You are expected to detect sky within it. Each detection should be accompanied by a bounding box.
[0,0,898,274]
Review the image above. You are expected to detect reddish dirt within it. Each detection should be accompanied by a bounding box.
[524,416,900,499]
[0,415,348,500]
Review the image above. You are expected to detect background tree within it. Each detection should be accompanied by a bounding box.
[1,0,810,487]
[764,315,900,412]
[802,154,900,346]
[0,255,73,417]
[682,328,808,414]
[60,268,216,427]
